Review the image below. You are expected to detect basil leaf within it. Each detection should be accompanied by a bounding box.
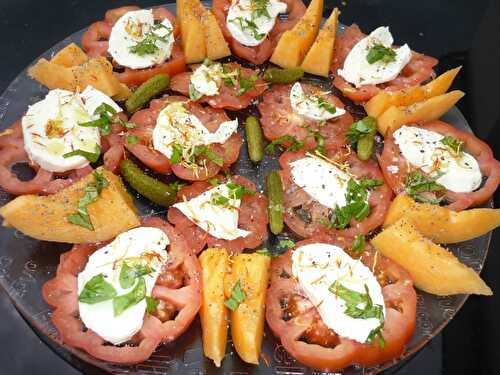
[317,97,336,114]
[404,171,444,204]
[346,116,377,145]
[113,277,147,316]
[146,296,160,314]
[266,135,305,154]
[226,182,255,199]
[79,274,117,304]
[366,44,396,64]
[193,145,224,166]
[63,144,101,163]
[119,262,154,289]
[224,280,246,311]
[207,178,220,186]
[170,144,183,164]
[351,234,366,254]
[94,103,117,116]
[129,26,173,56]
[189,83,203,100]
[126,135,138,145]
[236,74,258,96]
[440,135,463,156]
[211,192,230,206]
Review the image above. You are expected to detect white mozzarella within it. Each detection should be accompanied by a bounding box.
[226,0,287,47]
[190,63,225,97]
[289,82,346,121]
[338,26,412,88]
[152,101,238,159]
[108,9,174,69]
[393,125,482,193]
[173,183,251,240]
[77,227,170,345]
[80,85,123,115]
[290,156,352,208]
[292,243,385,343]
[21,89,103,173]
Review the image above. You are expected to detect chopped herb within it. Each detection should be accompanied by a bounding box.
[278,239,295,249]
[367,326,386,348]
[366,44,397,64]
[126,135,138,145]
[236,73,258,96]
[63,144,101,163]
[404,171,444,204]
[317,97,336,114]
[346,116,377,146]
[321,178,380,229]
[168,181,186,193]
[351,234,366,254]
[146,296,160,314]
[79,273,117,304]
[266,135,305,154]
[79,116,111,135]
[119,262,154,289]
[221,64,238,86]
[211,192,231,206]
[226,181,255,199]
[251,0,271,19]
[207,178,220,186]
[192,145,224,166]
[170,144,183,164]
[189,83,203,100]
[67,170,109,231]
[123,121,137,129]
[129,23,173,56]
[113,277,147,316]
[312,131,326,155]
[79,103,130,135]
[230,17,265,42]
[329,281,385,346]
[440,136,463,156]
[224,280,246,311]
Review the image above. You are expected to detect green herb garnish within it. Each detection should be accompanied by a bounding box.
[404,171,444,205]
[366,44,397,64]
[189,83,203,100]
[113,277,147,316]
[67,170,109,230]
[266,135,305,154]
[278,239,295,249]
[347,116,377,145]
[146,296,160,314]
[63,144,101,163]
[79,274,117,304]
[192,145,224,166]
[351,234,366,254]
[170,144,183,164]
[224,280,246,311]
[126,135,138,145]
[256,248,272,256]
[129,23,173,56]
[440,136,463,156]
[317,97,336,114]
[236,73,258,96]
[119,262,154,289]
[230,17,266,42]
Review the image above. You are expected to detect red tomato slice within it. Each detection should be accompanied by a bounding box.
[170,62,267,110]
[42,217,201,364]
[266,236,416,372]
[167,175,268,254]
[81,6,186,86]
[379,120,500,211]
[212,0,306,64]
[331,24,438,103]
[279,148,392,239]
[258,84,353,150]
[126,96,243,180]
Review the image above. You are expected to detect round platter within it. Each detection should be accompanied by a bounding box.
[0,3,492,374]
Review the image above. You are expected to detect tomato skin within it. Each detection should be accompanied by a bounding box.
[266,236,417,372]
[258,84,353,149]
[279,148,392,239]
[167,175,268,254]
[125,96,243,181]
[212,0,306,65]
[42,217,202,364]
[331,24,438,103]
[170,63,268,110]
[379,120,500,211]
[81,6,186,86]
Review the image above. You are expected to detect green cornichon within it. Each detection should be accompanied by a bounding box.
[263,67,304,84]
[244,116,264,163]
[120,159,177,207]
[125,74,170,113]
[266,170,284,235]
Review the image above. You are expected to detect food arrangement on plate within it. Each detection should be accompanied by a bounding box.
[0,0,499,373]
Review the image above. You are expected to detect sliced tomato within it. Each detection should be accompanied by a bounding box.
[81,6,186,86]
[167,175,268,254]
[379,120,500,211]
[42,217,201,364]
[266,236,416,372]
[126,96,242,180]
[212,0,306,64]
[258,84,353,150]
[331,24,438,103]
[170,62,267,110]
[279,148,392,239]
